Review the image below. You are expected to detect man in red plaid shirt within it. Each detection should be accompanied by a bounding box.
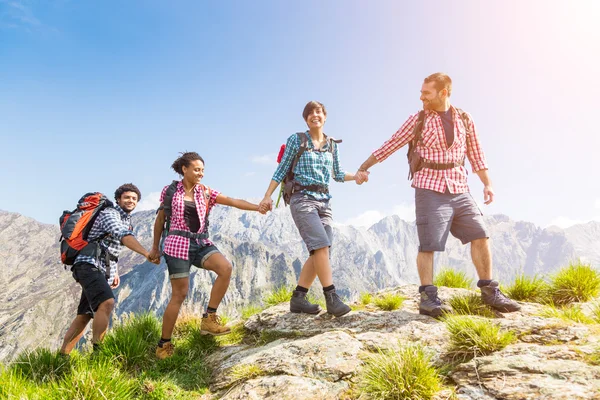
[356,72,520,317]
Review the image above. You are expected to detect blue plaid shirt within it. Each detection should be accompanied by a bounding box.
[74,204,134,285]
[272,131,347,200]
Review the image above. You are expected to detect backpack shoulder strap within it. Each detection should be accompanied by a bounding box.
[162,180,179,223]
[287,132,309,179]
[455,108,473,136]
[407,111,426,156]
[326,136,342,153]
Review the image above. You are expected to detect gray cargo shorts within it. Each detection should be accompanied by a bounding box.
[415,188,488,252]
[290,192,333,254]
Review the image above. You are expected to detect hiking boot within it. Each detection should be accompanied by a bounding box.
[290,290,322,314]
[324,289,351,317]
[480,281,521,312]
[419,286,452,318]
[200,313,231,336]
[156,342,174,360]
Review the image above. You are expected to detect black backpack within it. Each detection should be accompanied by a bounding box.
[282,132,341,206]
[160,181,212,245]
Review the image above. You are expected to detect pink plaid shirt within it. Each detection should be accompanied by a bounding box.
[372,106,488,193]
[160,181,220,260]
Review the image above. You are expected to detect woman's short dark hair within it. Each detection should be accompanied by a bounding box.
[171,152,204,175]
[302,101,327,121]
[114,183,141,202]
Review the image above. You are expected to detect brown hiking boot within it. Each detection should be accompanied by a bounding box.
[480,280,521,312]
[156,342,174,359]
[200,313,231,336]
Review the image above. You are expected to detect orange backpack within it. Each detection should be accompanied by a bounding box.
[59,193,114,265]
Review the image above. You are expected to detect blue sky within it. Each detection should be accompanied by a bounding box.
[1,0,599,228]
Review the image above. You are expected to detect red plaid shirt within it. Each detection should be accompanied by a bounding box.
[372,106,488,193]
[160,181,220,260]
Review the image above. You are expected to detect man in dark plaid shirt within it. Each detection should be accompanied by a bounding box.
[60,183,158,355]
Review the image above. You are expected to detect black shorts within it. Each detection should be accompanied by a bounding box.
[72,262,115,317]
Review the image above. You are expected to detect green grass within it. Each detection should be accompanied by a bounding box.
[263,285,294,307]
[585,347,600,366]
[448,293,496,318]
[228,363,265,387]
[360,292,373,305]
[433,268,473,289]
[98,312,161,371]
[548,262,600,305]
[11,348,70,384]
[2,313,217,399]
[504,273,550,303]
[256,330,303,346]
[358,343,441,400]
[240,304,264,320]
[538,304,595,324]
[373,293,405,311]
[444,315,516,362]
[51,357,138,400]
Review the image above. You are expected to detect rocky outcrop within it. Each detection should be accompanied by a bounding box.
[204,285,600,400]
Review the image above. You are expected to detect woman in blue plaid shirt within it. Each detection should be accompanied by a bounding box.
[259,101,364,317]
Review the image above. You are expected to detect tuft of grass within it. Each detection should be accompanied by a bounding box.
[449,293,496,318]
[136,376,191,400]
[228,363,265,387]
[360,292,373,305]
[549,262,600,305]
[241,304,264,320]
[263,285,294,307]
[373,293,405,311]
[585,347,600,366]
[216,322,248,346]
[538,304,595,324]
[11,348,70,384]
[504,273,550,303]
[52,357,137,400]
[0,364,48,399]
[257,330,302,346]
[444,315,516,362]
[358,343,441,400]
[433,268,473,289]
[98,312,161,371]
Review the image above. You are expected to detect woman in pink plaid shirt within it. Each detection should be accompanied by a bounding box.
[149,152,265,359]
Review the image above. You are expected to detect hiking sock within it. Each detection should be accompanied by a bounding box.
[323,284,335,293]
[207,306,217,314]
[477,279,493,288]
[419,285,435,293]
[158,338,171,348]
[295,285,309,293]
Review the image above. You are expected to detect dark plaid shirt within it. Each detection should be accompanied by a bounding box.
[74,204,134,285]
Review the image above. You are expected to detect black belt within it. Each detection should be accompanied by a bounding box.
[421,160,464,170]
[168,230,209,240]
[293,183,329,194]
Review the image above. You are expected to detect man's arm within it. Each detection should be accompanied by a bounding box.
[475,169,494,205]
[355,113,419,180]
[100,209,157,263]
[464,113,493,204]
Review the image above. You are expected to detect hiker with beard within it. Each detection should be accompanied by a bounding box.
[150,152,265,359]
[259,101,364,318]
[60,183,157,355]
[355,73,521,317]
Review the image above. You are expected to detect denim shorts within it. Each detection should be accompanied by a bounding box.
[290,192,333,253]
[415,188,488,252]
[72,262,115,317]
[164,239,221,280]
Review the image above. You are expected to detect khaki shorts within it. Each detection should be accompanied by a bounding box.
[415,188,488,252]
[290,192,333,253]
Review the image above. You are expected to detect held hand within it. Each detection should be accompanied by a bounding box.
[147,248,161,264]
[110,274,120,289]
[259,197,273,213]
[355,170,370,185]
[483,185,495,205]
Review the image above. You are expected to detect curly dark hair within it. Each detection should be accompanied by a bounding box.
[114,183,141,202]
[171,152,205,175]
